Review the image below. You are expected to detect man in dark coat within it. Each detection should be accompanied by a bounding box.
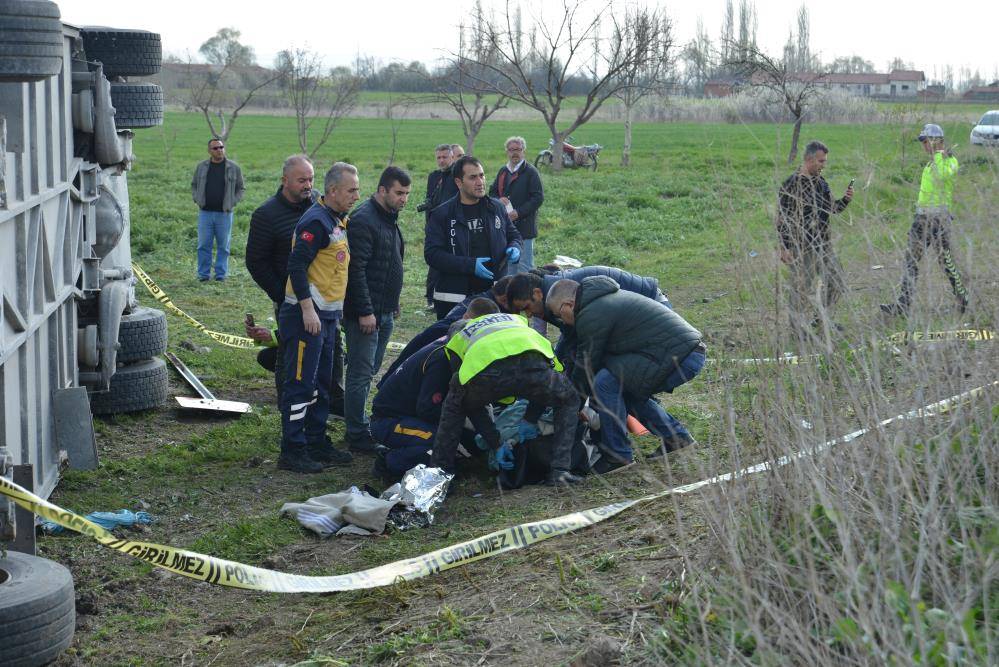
[244,154,344,414]
[488,136,544,274]
[424,155,523,319]
[423,144,459,307]
[777,140,853,338]
[546,276,706,473]
[342,166,411,453]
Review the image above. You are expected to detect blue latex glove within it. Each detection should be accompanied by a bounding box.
[495,443,515,470]
[516,420,539,443]
[506,246,521,264]
[474,257,494,280]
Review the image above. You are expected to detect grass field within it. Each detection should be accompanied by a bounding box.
[40,111,997,665]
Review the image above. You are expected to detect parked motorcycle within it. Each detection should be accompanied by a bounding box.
[534,137,601,171]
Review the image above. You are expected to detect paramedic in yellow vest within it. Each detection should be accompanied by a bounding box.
[278,162,360,474]
[431,312,583,486]
[882,124,970,316]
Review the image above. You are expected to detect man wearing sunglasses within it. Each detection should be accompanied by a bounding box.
[191,138,245,282]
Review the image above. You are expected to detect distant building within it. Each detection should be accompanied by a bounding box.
[703,78,740,98]
[963,84,999,102]
[739,69,927,98]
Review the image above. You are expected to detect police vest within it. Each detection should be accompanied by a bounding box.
[445,313,562,385]
[917,152,959,209]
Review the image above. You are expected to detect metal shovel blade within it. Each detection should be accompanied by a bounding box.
[165,352,252,414]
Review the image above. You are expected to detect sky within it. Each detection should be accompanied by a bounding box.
[57,0,997,80]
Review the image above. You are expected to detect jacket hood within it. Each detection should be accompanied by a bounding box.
[577,275,619,311]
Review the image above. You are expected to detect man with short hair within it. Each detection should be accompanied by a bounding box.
[489,136,544,274]
[431,312,582,486]
[424,144,458,307]
[277,162,359,473]
[245,155,345,414]
[191,138,245,281]
[342,167,411,453]
[450,144,465,159]
[424,155,523,319]
[546,277,705,473]
[881,123,969,316]
[777,140,853,337]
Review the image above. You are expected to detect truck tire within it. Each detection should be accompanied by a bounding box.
[81,27,161,78]
[90,356,168,415]
[109,82,163,129]
[0,551,75,667]
[0,0,63,83]
[116,306,168,363]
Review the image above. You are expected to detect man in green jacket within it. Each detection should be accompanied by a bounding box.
[546,276,705,473]
[431,313,582,486]
[881,123,969,316]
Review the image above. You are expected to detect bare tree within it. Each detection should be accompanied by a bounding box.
[428,12,510,155]
[612,7,674,166]
[383,92,416,166]
[458,0,664,171]
[276,49,360,159]
[183,29,278,142]
[727,41,827,164]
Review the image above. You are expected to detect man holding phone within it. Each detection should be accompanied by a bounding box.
[776,140,854,340]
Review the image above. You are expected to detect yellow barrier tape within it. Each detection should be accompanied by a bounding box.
[131,262,258,350]
[1,382,993,594]
[731,328,995,365]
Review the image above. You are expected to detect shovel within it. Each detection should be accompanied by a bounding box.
[165,352,252,414]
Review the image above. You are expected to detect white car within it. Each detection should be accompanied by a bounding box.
[970,110,999,146]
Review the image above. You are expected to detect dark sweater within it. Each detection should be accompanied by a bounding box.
[246,186,318,304]
[488,162,544,239]
[777,172,848,253]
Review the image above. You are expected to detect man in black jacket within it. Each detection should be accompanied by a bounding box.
[489,136,544,274]
[423,144,458,307]
[245,155,345,414]
[342,166,411,453]
[424,155,523,319]
[777,140,853,338]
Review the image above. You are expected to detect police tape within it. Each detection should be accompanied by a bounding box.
[131,262,258,349]
[731,328,995,366]
[1,381,993,594]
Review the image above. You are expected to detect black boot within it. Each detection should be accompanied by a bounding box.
[277,448,324,474]
[648,433,697,459]
[307,436,353,467]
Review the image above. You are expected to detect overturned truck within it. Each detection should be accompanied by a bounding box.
[1,2,166,664]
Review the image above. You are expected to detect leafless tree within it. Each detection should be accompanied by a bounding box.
[458,0,664,171]
[727,41,828,164]
[182,59,279,143]
[383,92,416,166]
[612,7,674,166]
[275,49,361,159]
[182,29,279,142]
[428,12,510,155]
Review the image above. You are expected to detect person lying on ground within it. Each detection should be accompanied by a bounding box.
[545,277,706,474]
[430,313,582,486]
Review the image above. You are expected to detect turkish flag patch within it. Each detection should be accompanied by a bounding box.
[300,231,315,243]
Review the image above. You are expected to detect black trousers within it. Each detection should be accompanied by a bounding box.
[896,211,969,308]
[431,353,578,474]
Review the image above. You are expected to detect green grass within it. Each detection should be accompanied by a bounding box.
[38,109,998,665]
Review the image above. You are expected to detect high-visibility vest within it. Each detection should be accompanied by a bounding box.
[445,313,562,385]
[917,152,959,209]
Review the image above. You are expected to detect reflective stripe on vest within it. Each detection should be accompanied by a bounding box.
[445,313,562,384]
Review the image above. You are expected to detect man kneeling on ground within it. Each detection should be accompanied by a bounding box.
[545,277,705,473]
[370,299,500,482]
[430,312,583,486]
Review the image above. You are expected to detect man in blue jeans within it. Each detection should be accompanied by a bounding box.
[545,276,706,473]
[342,167,412,453]
[191,138,244,281]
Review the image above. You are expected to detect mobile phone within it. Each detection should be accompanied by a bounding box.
[245,313,255,328]
[848,178,856,188]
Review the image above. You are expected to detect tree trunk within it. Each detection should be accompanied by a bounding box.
[787,114,803,165]
[622,102,634,167]
[465,129,477,156]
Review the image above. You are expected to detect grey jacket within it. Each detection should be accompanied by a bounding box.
[191,159,245,212]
